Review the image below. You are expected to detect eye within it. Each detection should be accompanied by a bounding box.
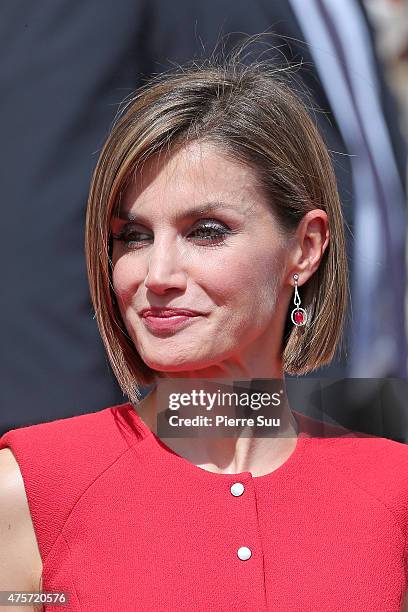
[111,229,152,249]
[189,220,231,244]
[111,219,233,250]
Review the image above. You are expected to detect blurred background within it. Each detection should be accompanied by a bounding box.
[1,0,407,438]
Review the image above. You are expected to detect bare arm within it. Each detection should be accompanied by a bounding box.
[0,448,43,611]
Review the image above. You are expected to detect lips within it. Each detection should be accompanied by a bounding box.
[140,308,202,335]
[140,308,201,318]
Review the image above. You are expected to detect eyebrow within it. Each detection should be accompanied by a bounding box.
[113,201,245,224]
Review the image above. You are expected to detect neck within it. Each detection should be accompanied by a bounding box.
[133,377,299,477]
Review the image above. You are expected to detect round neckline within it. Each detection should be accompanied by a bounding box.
[125,402,309,483]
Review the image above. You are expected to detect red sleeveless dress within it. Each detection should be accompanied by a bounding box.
[1,402,407,611]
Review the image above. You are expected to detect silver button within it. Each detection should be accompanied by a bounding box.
[230,482,245,497]
[237,546,252,561]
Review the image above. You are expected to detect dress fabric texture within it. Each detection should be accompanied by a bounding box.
[1,401,408,611]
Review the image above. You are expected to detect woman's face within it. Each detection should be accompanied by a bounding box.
[110,141,294,376]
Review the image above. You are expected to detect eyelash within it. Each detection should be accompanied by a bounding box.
[111,220,232,250]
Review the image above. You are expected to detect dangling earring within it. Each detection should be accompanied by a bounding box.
[291,273,307,327]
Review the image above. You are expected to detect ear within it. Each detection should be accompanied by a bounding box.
[284,210,329,286]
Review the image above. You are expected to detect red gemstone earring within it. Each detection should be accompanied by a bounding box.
[291,273,307,327]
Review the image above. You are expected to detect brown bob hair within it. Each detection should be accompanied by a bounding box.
[85,49,349,405]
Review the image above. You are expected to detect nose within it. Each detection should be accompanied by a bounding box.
[144,236,188,294]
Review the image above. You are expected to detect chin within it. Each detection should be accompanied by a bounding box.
[140,353,218,374]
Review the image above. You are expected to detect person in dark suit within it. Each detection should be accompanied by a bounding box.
[1,0,405,436]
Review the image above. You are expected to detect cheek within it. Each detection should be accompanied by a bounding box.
[111,257,142,305]
[213,249,284,303]
[200,250,284,337]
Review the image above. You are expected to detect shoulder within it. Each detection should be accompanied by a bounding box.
[0,448,42,592]
[0,402,127,450]
[295,410,408,533]
[317,431,408,476]
[0,401,140,562]
[296,409,408,475]
[313,432,408,536]
[0,402,140,466]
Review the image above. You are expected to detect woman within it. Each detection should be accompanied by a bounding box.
[1,54,408,611]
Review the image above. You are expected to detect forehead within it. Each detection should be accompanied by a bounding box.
[117,141,267,220]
